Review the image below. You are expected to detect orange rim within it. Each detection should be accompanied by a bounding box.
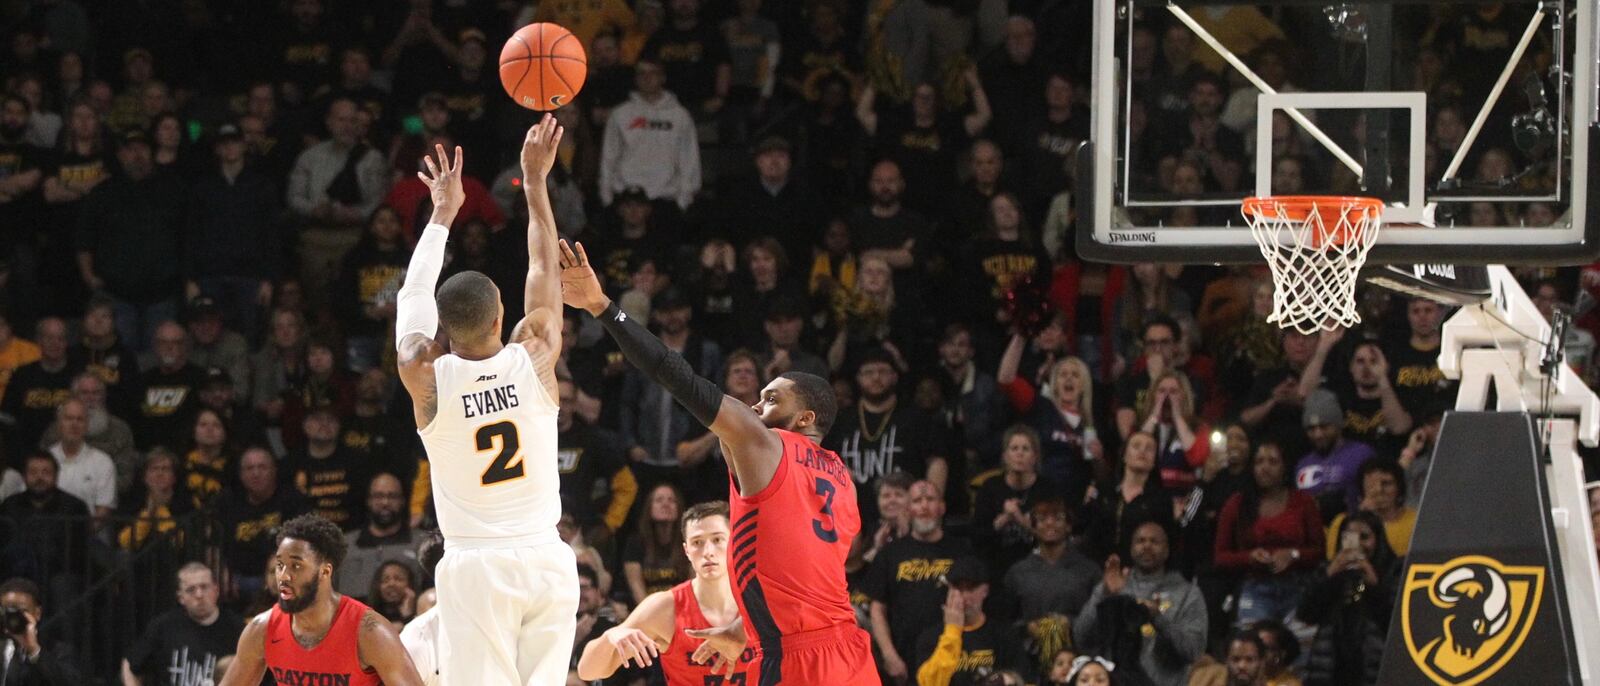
[1242,195,1385,222]
[1242,196,1384,247]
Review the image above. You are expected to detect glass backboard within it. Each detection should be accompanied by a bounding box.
[1077,0,1600,266]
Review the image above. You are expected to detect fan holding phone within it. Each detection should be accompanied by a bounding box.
[1327,521,1379,586]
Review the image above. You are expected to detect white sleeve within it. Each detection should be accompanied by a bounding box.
[401,609,440,686]
[396,223,449,348]
[95,454,116,509]
[678,110,701,209]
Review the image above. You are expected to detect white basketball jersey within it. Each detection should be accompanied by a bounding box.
[419,344,560,543]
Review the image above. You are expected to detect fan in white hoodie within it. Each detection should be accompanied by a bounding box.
[600,59,702,211]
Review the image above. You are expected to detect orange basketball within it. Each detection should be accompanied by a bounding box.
[500,23,587,111]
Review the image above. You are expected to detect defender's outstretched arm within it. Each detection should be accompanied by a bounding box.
[559,240,782,493]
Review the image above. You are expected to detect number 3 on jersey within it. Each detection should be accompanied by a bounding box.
[812,477,838,542]
[704,674,747,685]
[476,421,524,486]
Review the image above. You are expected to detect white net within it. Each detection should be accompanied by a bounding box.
[1242,196,1383,334]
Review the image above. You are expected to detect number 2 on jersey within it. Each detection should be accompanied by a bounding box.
[812,477,838,542]
[476,421,524,485]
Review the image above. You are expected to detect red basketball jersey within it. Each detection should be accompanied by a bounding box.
[728,430,861,652]
[264,595,383,686]
[664,580,761,685]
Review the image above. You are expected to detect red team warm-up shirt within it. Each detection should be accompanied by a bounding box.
[264,595,383,686]
[665,580,762,685]
[728,429,874,685]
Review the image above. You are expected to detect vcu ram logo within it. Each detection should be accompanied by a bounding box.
[1401,556,1544,685]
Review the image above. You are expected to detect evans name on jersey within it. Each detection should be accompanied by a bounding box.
[462,384,520,418]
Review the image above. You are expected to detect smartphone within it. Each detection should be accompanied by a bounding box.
[1340,531,1363,556]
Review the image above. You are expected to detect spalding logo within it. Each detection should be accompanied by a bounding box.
[522,96,535,106]
[1401,555,1544,685]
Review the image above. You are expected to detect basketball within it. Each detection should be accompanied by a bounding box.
[499,23,586,111]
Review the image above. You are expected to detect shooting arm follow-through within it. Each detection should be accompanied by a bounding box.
[395,224,447,348]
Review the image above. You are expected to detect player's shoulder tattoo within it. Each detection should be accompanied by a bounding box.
[396,333,434,365]
[361,609,388,632]
[418,387,438,424]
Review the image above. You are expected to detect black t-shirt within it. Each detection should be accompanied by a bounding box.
[590,223,675,295]
[125,607,245,685]
[959,237,1051,324]
[845,205,933,296]
[1021,108,1090,205]
[76,172,188,303]
[1116,369,1153,417]
[780,32,858,96]
[1387,340,1457,420]
[0,361,79,465]
[44,147,110,248]
[913,616,1019,686]
[1243,366,1318,461]
[642,20,732,109]
[340,413,418,486]
[215,486,311,576]
[824,403,949,525]
[801,108,867,200]
[621,536,689,598]
[292,446,365,530]
[272,22,338,95]
[47,148,110,199]
[333,241,409,337]
[315,84,392,139]
[0,490,90,572]
[557,421,633,528]
[1337,390,1406,459]
[0,140,43,243]
[68,336,142,417]
[136,364,206,451]
[438,74,501,181]
[877,112,968,212]
[440,73,496,128]
[971,471,1057,572]
[846,206,931,254]
[0,140,41,181]
[864,535,974,660]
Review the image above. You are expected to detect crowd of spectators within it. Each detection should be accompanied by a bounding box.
[1,0,1599,685]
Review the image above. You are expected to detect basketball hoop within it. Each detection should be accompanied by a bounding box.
[1242,196,1384,334]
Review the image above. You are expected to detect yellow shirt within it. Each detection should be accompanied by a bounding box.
[1186,7,1287,74]
[534,0,636,49]
[1326,507,1418,558]
[621,29,651,66]
[410,458,431,521]
[0,338,41,401]
[809,253,858,296]
[1268,670,1305,686]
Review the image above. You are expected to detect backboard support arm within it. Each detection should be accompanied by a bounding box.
[1440,265,1600,684]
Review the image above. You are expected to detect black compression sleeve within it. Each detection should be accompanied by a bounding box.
[596,302,723,427]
